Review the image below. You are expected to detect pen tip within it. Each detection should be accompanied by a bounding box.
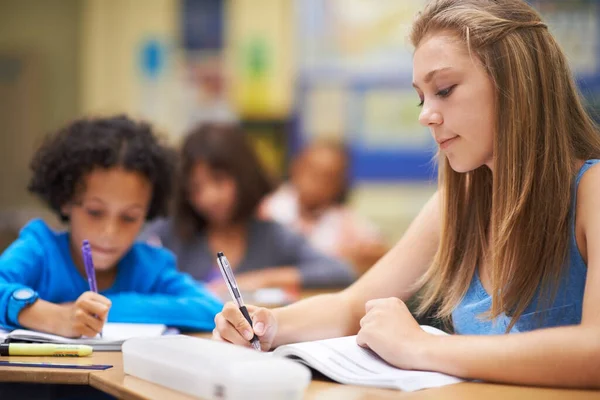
[217,251,224,257]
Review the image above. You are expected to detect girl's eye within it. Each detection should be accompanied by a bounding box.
[417,84,455,107]
[436,85,456,98]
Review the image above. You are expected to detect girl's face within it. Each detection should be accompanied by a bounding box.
[63,167,152,271]
[187,162,238,227]
[412,32,496,173]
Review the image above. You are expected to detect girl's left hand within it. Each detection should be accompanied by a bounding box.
[356,297,431,370]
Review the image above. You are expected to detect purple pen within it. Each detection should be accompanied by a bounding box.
[81,240,102,338]
[82,240,98,293]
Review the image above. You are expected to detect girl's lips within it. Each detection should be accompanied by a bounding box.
[438,136,458,150]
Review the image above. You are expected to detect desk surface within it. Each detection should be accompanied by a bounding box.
[0,347,597,399]
[0,290,598,399]
[0,352,115,385]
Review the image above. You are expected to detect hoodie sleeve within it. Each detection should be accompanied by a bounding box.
[0,224,46,329]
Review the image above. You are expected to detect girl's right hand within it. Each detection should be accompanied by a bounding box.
[213,302,278,351]
[58,291,111,338]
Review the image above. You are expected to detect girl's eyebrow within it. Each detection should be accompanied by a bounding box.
[412,66,453,89]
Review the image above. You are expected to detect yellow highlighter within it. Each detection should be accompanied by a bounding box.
[0,343,93,357]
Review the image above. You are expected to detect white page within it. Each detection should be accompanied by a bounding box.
[8,323,166,345]
[100,323,167,341]
[274,326,463,391]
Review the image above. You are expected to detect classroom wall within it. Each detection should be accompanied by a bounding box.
[80,0,183,138]
[78,0,433,243]
[0,0,82,249]
[350,183,436,243]
[0,0,81,211]
[3,1,592,249]
[225,0,294,119]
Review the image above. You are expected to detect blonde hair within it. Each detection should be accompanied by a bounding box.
[411,0,600,331]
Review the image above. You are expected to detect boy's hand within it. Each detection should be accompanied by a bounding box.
[57,292,111,338]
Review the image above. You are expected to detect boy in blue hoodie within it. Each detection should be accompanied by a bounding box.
[0,115,222,337]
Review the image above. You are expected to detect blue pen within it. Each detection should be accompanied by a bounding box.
[81,240,103,338]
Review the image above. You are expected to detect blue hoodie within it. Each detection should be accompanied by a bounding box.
[0,219,222,331]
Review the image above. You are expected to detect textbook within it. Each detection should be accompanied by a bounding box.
[0,323,169,351]
[272,325,464,392]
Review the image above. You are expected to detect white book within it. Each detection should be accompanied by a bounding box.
[272,325,464,392]
[4,323,169,351]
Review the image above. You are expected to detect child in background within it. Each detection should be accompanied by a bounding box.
[0,115,222,337]
[261,140,388,274]
[140,123,355,293]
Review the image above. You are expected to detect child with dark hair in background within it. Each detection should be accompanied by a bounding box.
[140,123,355,293]
[262,140,388,274]
[0,115,222,337]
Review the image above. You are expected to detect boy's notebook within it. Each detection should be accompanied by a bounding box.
[0,323,169,351]
[272,325,464,392]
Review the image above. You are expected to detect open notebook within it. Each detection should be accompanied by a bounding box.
[272,325,463,392]
[0,323,170,351]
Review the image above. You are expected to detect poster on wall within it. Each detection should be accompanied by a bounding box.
[295,0,434,181]
[180,0,237,134]
[296,0,426,76]
[530,0,600,121]
[180,0,288,176]
[530,0,599,76]
[295,0,600,181]
[227,0,294,119]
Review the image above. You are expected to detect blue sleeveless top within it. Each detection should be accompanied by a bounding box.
[452,159,599,334]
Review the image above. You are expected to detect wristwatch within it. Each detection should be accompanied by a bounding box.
[7,288,39,326]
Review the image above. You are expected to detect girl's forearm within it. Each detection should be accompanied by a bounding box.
[417,325,600,389]
[272,291,361,347]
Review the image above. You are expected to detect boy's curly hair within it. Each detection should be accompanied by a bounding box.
[28,115,176,222]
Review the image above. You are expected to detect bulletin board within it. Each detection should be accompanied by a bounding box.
[293,0,433,182]
[181,0,289,178]
[293,0,600,182]
[529,0,600,122]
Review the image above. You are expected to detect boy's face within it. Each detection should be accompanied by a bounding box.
[62,167,152,271]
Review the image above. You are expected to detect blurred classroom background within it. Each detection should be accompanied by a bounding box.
[0,0,599,252]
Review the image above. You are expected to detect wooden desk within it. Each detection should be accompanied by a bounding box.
[1,292,598,399]
[0,349,598,400]
[0,351,116,385]
[89,364,600,400]
[0,290,322,389]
